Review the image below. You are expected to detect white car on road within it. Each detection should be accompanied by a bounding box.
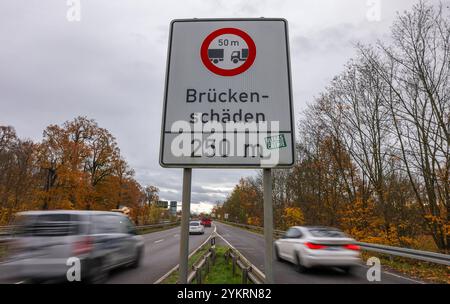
[189,221,205,235]
[274,226,361,273]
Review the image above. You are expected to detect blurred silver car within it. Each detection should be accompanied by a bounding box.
[274,226,361,273]
[189,221,205,235]
[2,210,144,283]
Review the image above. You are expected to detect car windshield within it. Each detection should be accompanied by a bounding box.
[190,222,199,226]
[307,227,347,238]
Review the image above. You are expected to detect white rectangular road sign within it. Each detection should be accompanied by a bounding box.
[160,18,295,168]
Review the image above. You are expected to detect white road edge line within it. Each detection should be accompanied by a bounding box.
[154,239,164,244]
[15,280,24,284]
[153,224,217,284]
[376,268,425,284]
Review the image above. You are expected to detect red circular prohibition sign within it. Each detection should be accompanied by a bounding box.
[200,28,256,77]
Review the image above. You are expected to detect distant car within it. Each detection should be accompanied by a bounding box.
[274,226,361,273]
[200,218,211,227]
[3,210,144,283]
[189,221,205,235]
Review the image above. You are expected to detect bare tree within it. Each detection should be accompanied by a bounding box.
[361,2,449,251]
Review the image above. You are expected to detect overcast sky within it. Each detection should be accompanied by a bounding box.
[0,0,436,213]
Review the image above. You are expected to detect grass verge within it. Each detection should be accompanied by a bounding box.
[161,245,245,284]
[203,246,243,284]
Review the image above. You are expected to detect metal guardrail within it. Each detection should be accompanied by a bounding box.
[0,226,14,244]
[0,225,14,235]
[154,232,217,284]
[214,230,266,283]
[184,233,265,284]
[187,237,217,284]
[218,220,450,266]
[135,221,179,232]
[358,242,450,266]
[225,247,265,284]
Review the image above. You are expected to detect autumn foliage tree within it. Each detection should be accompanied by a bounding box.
[0,117,157,225]
[0,126,38,223]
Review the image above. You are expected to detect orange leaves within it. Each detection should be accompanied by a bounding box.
[221,177,262,223]
[247,217,261,226]
[280,207,304,230]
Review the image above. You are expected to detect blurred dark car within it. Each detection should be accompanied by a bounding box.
[200,218,211,227]
[1,210,144,283]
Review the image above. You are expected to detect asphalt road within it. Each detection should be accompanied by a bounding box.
[215,221,422,284]
[105,225,214,284]
[0,222,423,284]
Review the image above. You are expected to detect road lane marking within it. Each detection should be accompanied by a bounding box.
[15,280,24,284]
[154,239,164,244]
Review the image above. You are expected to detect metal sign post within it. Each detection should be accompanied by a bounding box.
[263,168,274,283]
[179,168,192,283]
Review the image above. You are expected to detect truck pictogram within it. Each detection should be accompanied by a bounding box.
[231,49,248,64]
[208,49,224,64]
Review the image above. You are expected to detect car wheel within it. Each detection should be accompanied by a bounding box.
[130,247,143,268]
[295,253,308,273]
[274,245,282,261]
[87,259,108,284]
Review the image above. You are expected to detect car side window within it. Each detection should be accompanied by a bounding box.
[124,218,137,235]
[293,229,303,238]
[285,228,302,238]
[92,215,125,234]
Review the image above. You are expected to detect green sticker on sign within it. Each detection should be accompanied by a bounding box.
[265,134,287,150]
